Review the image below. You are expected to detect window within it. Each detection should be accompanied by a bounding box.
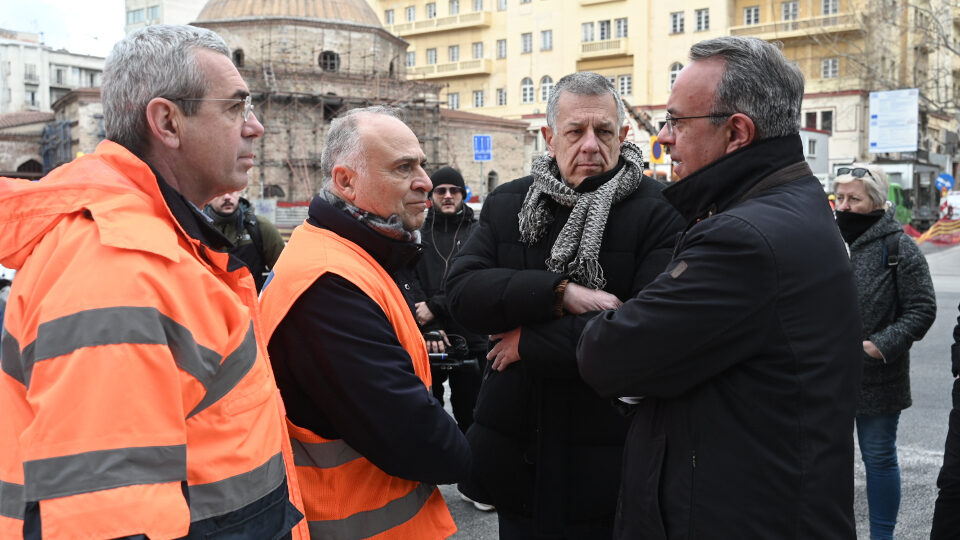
[473,42,484,59]
[599,20,611,40]
[498,0,507,10]
[669,62,683,89]
[473,0,483,11]
[147,5,160,20]
[448,92,460,110]
[695,9,709,31]
[497,39,507,58]
[540,75,554,102]
[426,2,436,18]
[24,64,38,82]
[521,77,534,103]
[497,87,507,105]
[55,67,64,84]
[449,0,460,14]
[821,57,838,78]
[521,32,532,53]
[822,0,838,15]
[473,90,485,107]
[581,22,594,42]
[619,74,632,95]
[781,1,798,20]
[448,45,460,62]
[615,18,628,38]
[744,6,759,25]
[541,30,553,51]
[427,48,438,64]
[605,75,615,86]
[319,51,341,71]
[405,5,416,21]
[232,49,244,67]
[126,8,144,23]
[807,138,817,157]
[670,12,685,34]
[805,111,817,129]
[821,110,833,132]
[385,9,395,23]
[520,0,530,4]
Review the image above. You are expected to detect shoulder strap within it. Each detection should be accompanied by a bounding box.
[882,232,900,268]
[243,213,265,263]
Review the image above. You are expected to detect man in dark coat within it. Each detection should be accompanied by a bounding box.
[445,72,685,538]
[414,166,486,436]
[577,36,862,539]
[932,308,960,538]
[204,190,285,291]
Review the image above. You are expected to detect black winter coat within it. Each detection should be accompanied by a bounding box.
[848,208,935,415]
[446,165,685,527]
[578,135,863,539]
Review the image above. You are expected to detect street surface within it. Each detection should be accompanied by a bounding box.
[438,241,960,539]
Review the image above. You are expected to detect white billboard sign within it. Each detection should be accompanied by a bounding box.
[868,88,919,153]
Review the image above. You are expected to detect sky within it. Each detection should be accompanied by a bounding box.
[1,0,126,57]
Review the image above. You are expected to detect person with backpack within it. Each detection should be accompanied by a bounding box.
[834,163,937,540]
[204,190,285,291]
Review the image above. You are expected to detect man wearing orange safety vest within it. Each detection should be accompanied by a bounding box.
[0,25,307,538]
[260,106,471,539]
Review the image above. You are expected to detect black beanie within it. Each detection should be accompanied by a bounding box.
[430,166,465,192]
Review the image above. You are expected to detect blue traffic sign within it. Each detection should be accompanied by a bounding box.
[937,173,954,190]
[473,134,492,162]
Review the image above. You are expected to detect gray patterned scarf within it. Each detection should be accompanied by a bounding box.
[319,189,421,243]
[518,140,644,289]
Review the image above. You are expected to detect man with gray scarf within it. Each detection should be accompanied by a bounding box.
[445,72,684,538]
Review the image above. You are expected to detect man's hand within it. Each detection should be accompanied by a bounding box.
[863,340,883,360]
[426,329,450,354]
[415,301,435,326]
[488,327,521,371]
[562,282,622,315]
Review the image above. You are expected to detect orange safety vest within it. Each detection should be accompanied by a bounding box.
[0,141,307,539]
[260,223,457,539]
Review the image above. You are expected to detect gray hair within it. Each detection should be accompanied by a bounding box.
[689,36,804,140]
[320,106,404,189]
[546,72,626,130]
[102,25,230,156]
[833,163,890,209]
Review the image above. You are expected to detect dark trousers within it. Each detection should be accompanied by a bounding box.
[431,359,482,433]
[933,378,960,539]
[498,512,613,540]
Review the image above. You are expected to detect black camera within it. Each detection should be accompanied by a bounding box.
[424,331,477,371]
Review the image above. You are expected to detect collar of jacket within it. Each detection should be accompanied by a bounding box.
[307,195,423,273]
[662,134,805,225]
[424,203,476,229]
[0,140,230,270]
[849,207,902,249]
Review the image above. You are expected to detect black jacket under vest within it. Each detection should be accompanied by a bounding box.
[578,135,862,539]
[445,161,685,528]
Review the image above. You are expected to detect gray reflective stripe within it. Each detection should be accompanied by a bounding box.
[1,326,24,384]
[308,482,436,539]
[188,452,286,522]
[187,323,257,418]
[291,438,362,468]
[0,480,24,520]
[23,445,187,501]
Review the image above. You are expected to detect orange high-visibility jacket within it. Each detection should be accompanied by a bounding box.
[0,141,308,539]
[260,224,457,539]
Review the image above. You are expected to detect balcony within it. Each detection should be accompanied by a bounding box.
[388,11,492,37]
[729,13,861,40]
[408,58,493,79]
[578,38,632,60]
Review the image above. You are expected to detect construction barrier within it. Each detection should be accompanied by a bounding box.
[912,219,960,245]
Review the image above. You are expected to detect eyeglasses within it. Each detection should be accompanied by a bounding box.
[663,112,734,135]
[174,95,255,122]
[836,167,877,182]
[432,187,462,196]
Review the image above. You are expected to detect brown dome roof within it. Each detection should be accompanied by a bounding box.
[196,0,382,28]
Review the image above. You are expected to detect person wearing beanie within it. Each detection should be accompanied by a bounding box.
[204,190,285,291]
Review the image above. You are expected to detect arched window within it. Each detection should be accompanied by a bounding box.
[486,170,498,195]
[232,49,244,68]
[669,62,683,90]
[540,75,553,102]
[16,159,42,173]
[389,60,395,78]
[521,77,534,104]
[319,51,341,72]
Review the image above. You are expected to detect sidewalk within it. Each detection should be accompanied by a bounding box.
[924,243,960,293]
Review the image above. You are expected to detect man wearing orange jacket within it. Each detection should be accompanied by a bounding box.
[260,106,471,538]
[0,25,306,538]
